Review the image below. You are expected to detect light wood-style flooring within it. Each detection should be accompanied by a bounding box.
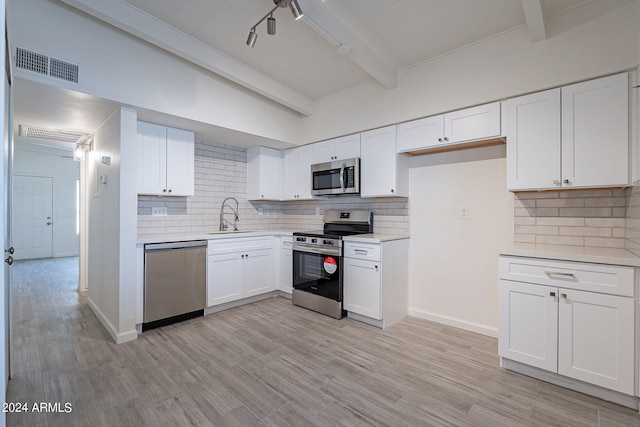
[7,256,640,426]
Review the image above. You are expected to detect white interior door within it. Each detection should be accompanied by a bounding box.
[12,175,53,260]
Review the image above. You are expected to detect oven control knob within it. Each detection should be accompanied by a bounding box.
[296,237,306,242]
[311,238,317,243]
[323,240,334,245]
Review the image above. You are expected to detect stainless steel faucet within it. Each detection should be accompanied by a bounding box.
[219,197,239,231]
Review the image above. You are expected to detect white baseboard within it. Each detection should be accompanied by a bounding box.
[408,307,498,338]
[88,298,137,344]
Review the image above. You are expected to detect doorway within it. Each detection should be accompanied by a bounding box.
[12,175,53,260]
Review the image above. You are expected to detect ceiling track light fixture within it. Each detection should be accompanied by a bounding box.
[246,0,304,48]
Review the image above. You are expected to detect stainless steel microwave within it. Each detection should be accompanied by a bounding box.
[311,158,360,196]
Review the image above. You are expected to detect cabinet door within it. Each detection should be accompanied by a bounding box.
[247,147,283,200]
[243,249,274,297]
[165,127,194,196]
[296,145,315,200]
[558,289,634,394]
[344,258,381,319]
[207,253,243,306]
[334,134,361,160]
[561,73,629,188]
[137,121,167,195]
[279,240,292,294]
[396,115,444,153]
[313,139,337,163]
[506,89,561,191]
[444,102,501,144]
[361,125,405,197]
[498,280,558,372]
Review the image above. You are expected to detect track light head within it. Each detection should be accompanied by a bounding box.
[290,0,304,20]
[267,15,276,35]
[246,29,258,47]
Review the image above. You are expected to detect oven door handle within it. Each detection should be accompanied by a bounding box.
[293,246,341,257]
[340,163,346,192]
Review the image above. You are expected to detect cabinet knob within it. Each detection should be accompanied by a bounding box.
[168,189,172,193]
[391,189,395,193]
[553,180,560,186]
[550,291,556,297]
[560,293,567,299]
[163,189,167,193]
[241,254,245,259]
[245,253,249,258]
[563,179,570,184]
[444,137,449,142]
[5,256,13,266]
[438,138,443,143]
[375,265,378,271]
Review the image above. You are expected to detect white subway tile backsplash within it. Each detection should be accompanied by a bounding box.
[138,140,409,236]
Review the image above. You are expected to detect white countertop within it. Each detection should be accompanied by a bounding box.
[343,233,409,243]
[499,243,640,267]
[137,230,292,245]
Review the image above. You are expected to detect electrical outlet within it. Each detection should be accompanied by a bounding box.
[459,207,469,220]
[152,207,168,216]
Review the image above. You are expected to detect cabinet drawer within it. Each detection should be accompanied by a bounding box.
[208,236,272,254]
[344,242,381,261]
[499,256,634,297]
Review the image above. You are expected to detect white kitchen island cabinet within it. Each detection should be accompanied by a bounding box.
[506,73,629,191]
[397,101,502,153]
[137,121,195,196]
[498,255,636,401]
[207,236,274,307]
[313,133,361,163]
[360,125,409,198]
[343,237,409,328]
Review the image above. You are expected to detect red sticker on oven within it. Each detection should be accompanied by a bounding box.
[323,256,337,274]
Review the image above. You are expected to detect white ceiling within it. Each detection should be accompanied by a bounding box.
[14,0,604,149]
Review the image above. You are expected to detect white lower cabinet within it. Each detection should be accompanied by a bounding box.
[343,239,409,328]
[278,236,292,294]
[207,237,274,307]
[498,256,635,396]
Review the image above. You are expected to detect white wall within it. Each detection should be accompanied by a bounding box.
[302,0,639,143]
[10,0,303,145]
[87,106,137,344]
[408,146,514,336]
[13,142,79,257]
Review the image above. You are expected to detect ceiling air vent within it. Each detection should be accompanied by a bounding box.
[15,47,79,83]
[18,125,84,143]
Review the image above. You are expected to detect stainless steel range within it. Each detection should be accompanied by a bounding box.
[292,210,373,319]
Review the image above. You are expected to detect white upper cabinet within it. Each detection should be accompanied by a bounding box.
[506,89,561,190]
[313,134,361,163]
[361,125,409,198]
[283,144,315,200]
[507,73,629,191]
[561,73,629,188]
[397,102,501,153]
[247,146,283,201]
[137,121,194,196]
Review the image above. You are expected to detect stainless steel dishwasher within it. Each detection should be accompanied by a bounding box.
[143,240,207,329]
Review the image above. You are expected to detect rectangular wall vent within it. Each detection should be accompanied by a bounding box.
[19,125,84,143]
[49,58,79,83]
[15,47,48,75]
[15,47,79,83]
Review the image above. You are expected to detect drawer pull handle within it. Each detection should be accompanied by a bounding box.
[545,271,575,278]
[550,291,556,297]
[560,293,567,299]
[354,249,368,255]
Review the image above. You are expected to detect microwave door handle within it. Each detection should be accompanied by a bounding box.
[340,163,346,192]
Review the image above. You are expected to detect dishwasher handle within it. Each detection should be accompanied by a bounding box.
[144,241,207,252]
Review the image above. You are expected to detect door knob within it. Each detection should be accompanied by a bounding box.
[4,247,13,255]
[47,222,52,225]
[5,256,13,266]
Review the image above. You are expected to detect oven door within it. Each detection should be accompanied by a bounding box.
[293,248,342,301]
[311,158,360,196]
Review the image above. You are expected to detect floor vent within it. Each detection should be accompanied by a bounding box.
[15,47,79,83]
